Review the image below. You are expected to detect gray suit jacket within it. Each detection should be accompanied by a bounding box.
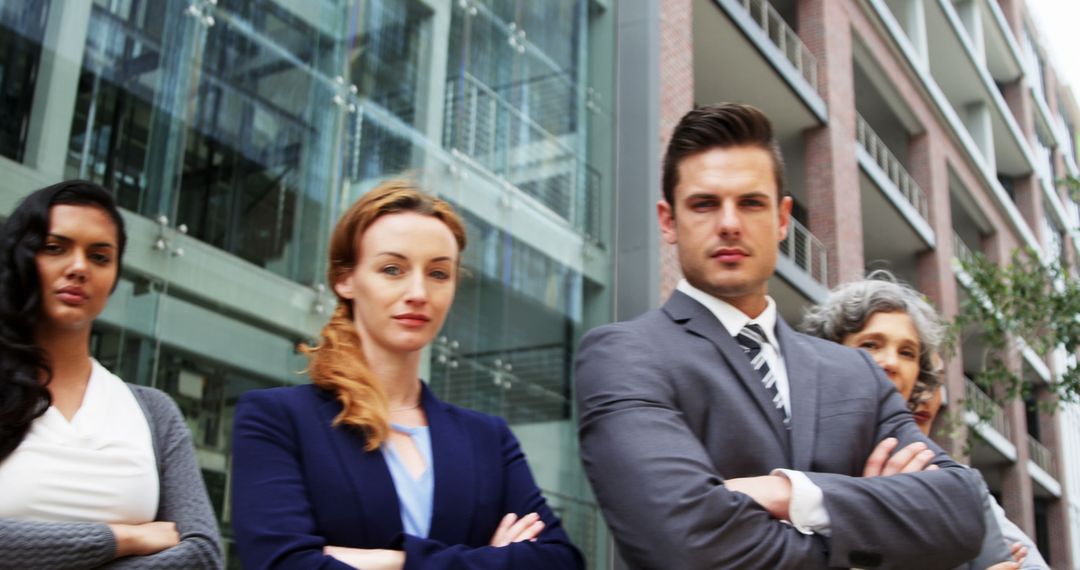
[575,291,985,569]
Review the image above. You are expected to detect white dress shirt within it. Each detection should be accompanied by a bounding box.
[676,279,831,535]
[0,359,159,523]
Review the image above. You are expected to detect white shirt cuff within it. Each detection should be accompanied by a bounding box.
[772,469,831,536]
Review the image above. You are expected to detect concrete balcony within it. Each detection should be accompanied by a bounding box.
[772,217,829,312]
[1028,435,1062,497]
[694,0,826,126]
[855,113,934,250]
[733,0,817,91]
[964,376,1017,463]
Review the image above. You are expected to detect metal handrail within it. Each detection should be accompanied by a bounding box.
[780,217,829,286]
[952,231,977,267]
[738,0,818,91]
[443,72,601,242]
[1028,435,1057,477]
[855,114,930,222]
[963,377,1012,440]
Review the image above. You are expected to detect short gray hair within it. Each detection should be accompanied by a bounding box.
[800,270,945,408]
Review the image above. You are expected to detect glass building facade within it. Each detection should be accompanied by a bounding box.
[0,0,616,566]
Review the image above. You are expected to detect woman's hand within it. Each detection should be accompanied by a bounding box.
[324,546,405,570]
[108,521,179,558]
[489,512,544,547]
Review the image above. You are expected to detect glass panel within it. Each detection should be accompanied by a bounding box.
[0,0,50,161]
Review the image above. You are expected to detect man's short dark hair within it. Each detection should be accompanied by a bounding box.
[661,103,786,206]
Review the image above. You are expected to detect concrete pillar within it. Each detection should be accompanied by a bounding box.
[910,131,967,456]
[903,0,929,69]
[23,0,93,178]
[953,0,985,66]
[613,0,663,324]
[657,0,694,302]
[1034,384,1074,568]
[964,101,996,175]
[984,230,1038,536]
[799,0,863,286]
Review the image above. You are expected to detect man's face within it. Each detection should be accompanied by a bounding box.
[658,145,792,317]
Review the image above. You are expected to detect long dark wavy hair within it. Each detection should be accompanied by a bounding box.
[0,180,127,462]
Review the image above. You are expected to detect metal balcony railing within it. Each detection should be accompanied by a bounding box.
[781,217,829,286]
[736,0,818,92]
[963,377,1012,440]
[1028,435,1057,477]
[442,72,601,243]
[952,231,977,268]
[856,114,930,223]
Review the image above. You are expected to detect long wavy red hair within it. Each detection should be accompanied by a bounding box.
[303,179,467,450]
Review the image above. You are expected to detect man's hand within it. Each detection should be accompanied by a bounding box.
[723,475,792,520]
[862,437,939,477]
[108,522,179,558]
[489,512,544,547]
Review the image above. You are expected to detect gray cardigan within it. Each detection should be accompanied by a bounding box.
[0,385,224,569]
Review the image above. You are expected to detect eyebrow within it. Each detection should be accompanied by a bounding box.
[47,233,116,249]
[374,251,454,263]
[683,191,773,201]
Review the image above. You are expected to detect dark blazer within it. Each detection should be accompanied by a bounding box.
[574,291,986,570]
[231,383,583,570]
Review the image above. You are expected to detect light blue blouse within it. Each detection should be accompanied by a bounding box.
[382,423,434,538]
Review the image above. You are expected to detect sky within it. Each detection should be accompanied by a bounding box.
[1026,0,1080,107]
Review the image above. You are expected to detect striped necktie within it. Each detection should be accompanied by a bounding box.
[736,323,790,427]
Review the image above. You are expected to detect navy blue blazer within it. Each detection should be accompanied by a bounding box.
[231,383,584,570]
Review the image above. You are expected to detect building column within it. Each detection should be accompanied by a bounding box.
[964,102,996,175]
[23,1,93,178]
[984,230,1038,536]
[656,0,694,302]
[953,0,985,66]
[799,0,863,286]
[613,0,663,327]
[1037,389,1074,567]
[909,131,968,456]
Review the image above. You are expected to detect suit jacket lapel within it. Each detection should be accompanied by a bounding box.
[424,383,475,544]
[318,391,403,546]
[663,291,790,453]
[775,320,820,472]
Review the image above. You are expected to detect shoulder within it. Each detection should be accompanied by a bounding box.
[785,328,876,365]
[579,309,671,352]
[431,394,505,434]
[237,383,326,410]
[127,384,183,423]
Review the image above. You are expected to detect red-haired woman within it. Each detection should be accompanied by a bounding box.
[230,180,583,570]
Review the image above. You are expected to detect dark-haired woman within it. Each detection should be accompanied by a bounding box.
[0,181,223,568]
[230,179,583,570]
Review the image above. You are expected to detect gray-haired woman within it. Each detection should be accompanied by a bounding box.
[801,271,1046,570]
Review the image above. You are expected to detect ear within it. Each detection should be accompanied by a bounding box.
[777,196,793,242]
[333,272,356,300]
[658,200,678,245]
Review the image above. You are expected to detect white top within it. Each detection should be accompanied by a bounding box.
[676,279,831,536]
[0,359,159,523]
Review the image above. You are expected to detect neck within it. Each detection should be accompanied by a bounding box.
[362,343,424,409]
[34,325,93,390]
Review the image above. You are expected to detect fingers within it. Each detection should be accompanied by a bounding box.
[489,513,518,547]
[489,513,544,547]
[504,512,544,543]
[1009,541,1027,563]
[862,437,898,477]
[881,442,932,476]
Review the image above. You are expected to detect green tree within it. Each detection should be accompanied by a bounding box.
[952,178,1080,418]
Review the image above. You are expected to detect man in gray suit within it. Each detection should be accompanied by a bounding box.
[575,104,986,569]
